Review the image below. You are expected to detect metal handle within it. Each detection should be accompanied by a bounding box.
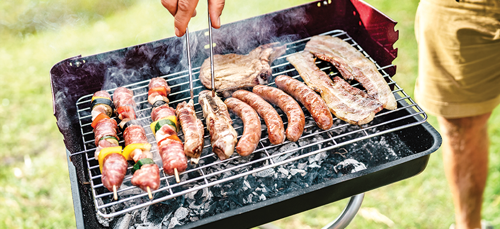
[322,193,365,229]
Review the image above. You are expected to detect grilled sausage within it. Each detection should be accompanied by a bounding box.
[224,98,261,156]
[274,75,333,130]
[232,90,285,145]
[253,85,305,142]
[176,100,205,163]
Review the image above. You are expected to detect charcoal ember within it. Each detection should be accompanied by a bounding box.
[290,169,306,176]
[254,168,275,177]
[277,167,289,178]
[297,162,307,170]
[174,207,189,220]
[167,217,180,229]
[113,213,132,229]
[334,159,367,175]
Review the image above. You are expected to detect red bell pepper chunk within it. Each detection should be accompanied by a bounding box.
[91,113,110,128]
[148,87,167,97]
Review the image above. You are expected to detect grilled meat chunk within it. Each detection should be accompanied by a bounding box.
[176,100,205,164]
[287,52,383,125]
[305,35,397,110]
[199,43,286,97]
[199,90,237,160]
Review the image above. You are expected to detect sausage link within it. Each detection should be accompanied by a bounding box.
[275,75,333,130]
[232,90,285,145]
[224,98,262,156]
[253,85,305,142]
[101,153,128,192]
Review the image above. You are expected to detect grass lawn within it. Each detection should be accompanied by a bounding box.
[0,0,498,228]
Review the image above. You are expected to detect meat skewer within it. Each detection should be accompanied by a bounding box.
[112,87,160,199]
[253,85,305,142]
[224,98,261,156]
[199,90,238,160]
[90,91,127,200]
[148,77,187,183]
[177,29,205,164]
[232,90,285,145]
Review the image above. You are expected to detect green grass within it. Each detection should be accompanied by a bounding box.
[0,0,498,228]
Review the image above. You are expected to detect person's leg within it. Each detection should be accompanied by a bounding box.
[439,112,491,229]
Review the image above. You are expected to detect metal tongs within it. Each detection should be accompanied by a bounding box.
[185,2,216,100]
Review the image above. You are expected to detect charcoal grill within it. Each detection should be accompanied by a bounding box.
[50,0,441,228]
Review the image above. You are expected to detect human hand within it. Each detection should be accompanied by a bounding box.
[161,0,226,37]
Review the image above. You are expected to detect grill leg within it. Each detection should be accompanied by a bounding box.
[322,193,365,229]
[257,193,364,229]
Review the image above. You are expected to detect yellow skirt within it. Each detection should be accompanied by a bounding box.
[414,0,500,118]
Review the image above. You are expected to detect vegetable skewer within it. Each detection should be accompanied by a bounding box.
[91,91,127,200]
[148,77,188,183]
[113,87,160,199]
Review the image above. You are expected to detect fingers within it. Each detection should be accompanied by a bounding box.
[208,0,225,28]
[161,0,178,16]
[161,0,224,36]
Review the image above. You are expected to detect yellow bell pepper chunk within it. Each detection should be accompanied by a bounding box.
[97,146,123,172]
[91,96,111,102]
[122,143,152,161]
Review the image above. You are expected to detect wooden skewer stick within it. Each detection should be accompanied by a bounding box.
[174,168,180,183]
[113,185,118,200]
[147,186,153,200]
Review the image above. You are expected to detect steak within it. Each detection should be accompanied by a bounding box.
[199,43,286,97]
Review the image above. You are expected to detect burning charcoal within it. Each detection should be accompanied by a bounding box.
[243,179,252,190]
[297,162,307,170]
[290,169,307,176]
[113,213,132,229]
[254,168,275,177]
[334,159,367,175]
[277,167,289,178]
[308,162,321,169]
[174,207,189,219]
[168,217,180,229]
[259,194,267,201]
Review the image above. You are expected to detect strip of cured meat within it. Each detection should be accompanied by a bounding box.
[232,90,285,145]
[252,85,305,142]
[90,91,127,200]
[199,90,238,160]
[224,98,261,156]
[112,87,160,196]
[287,52,383,125]
[304,35,397,110]
[199,43,286,97]
[274,75,333,130]
[148,78,187,181]
[176,100,205,164]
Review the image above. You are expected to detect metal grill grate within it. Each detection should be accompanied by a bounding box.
[75,29,426,218]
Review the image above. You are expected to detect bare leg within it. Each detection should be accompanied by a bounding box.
[438,112,490,229]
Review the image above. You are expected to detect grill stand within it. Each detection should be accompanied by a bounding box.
[258,193,364,229]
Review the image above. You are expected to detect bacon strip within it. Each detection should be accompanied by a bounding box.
[176,100,205,163]
[287,52,383,125]
[305,35,397,110]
